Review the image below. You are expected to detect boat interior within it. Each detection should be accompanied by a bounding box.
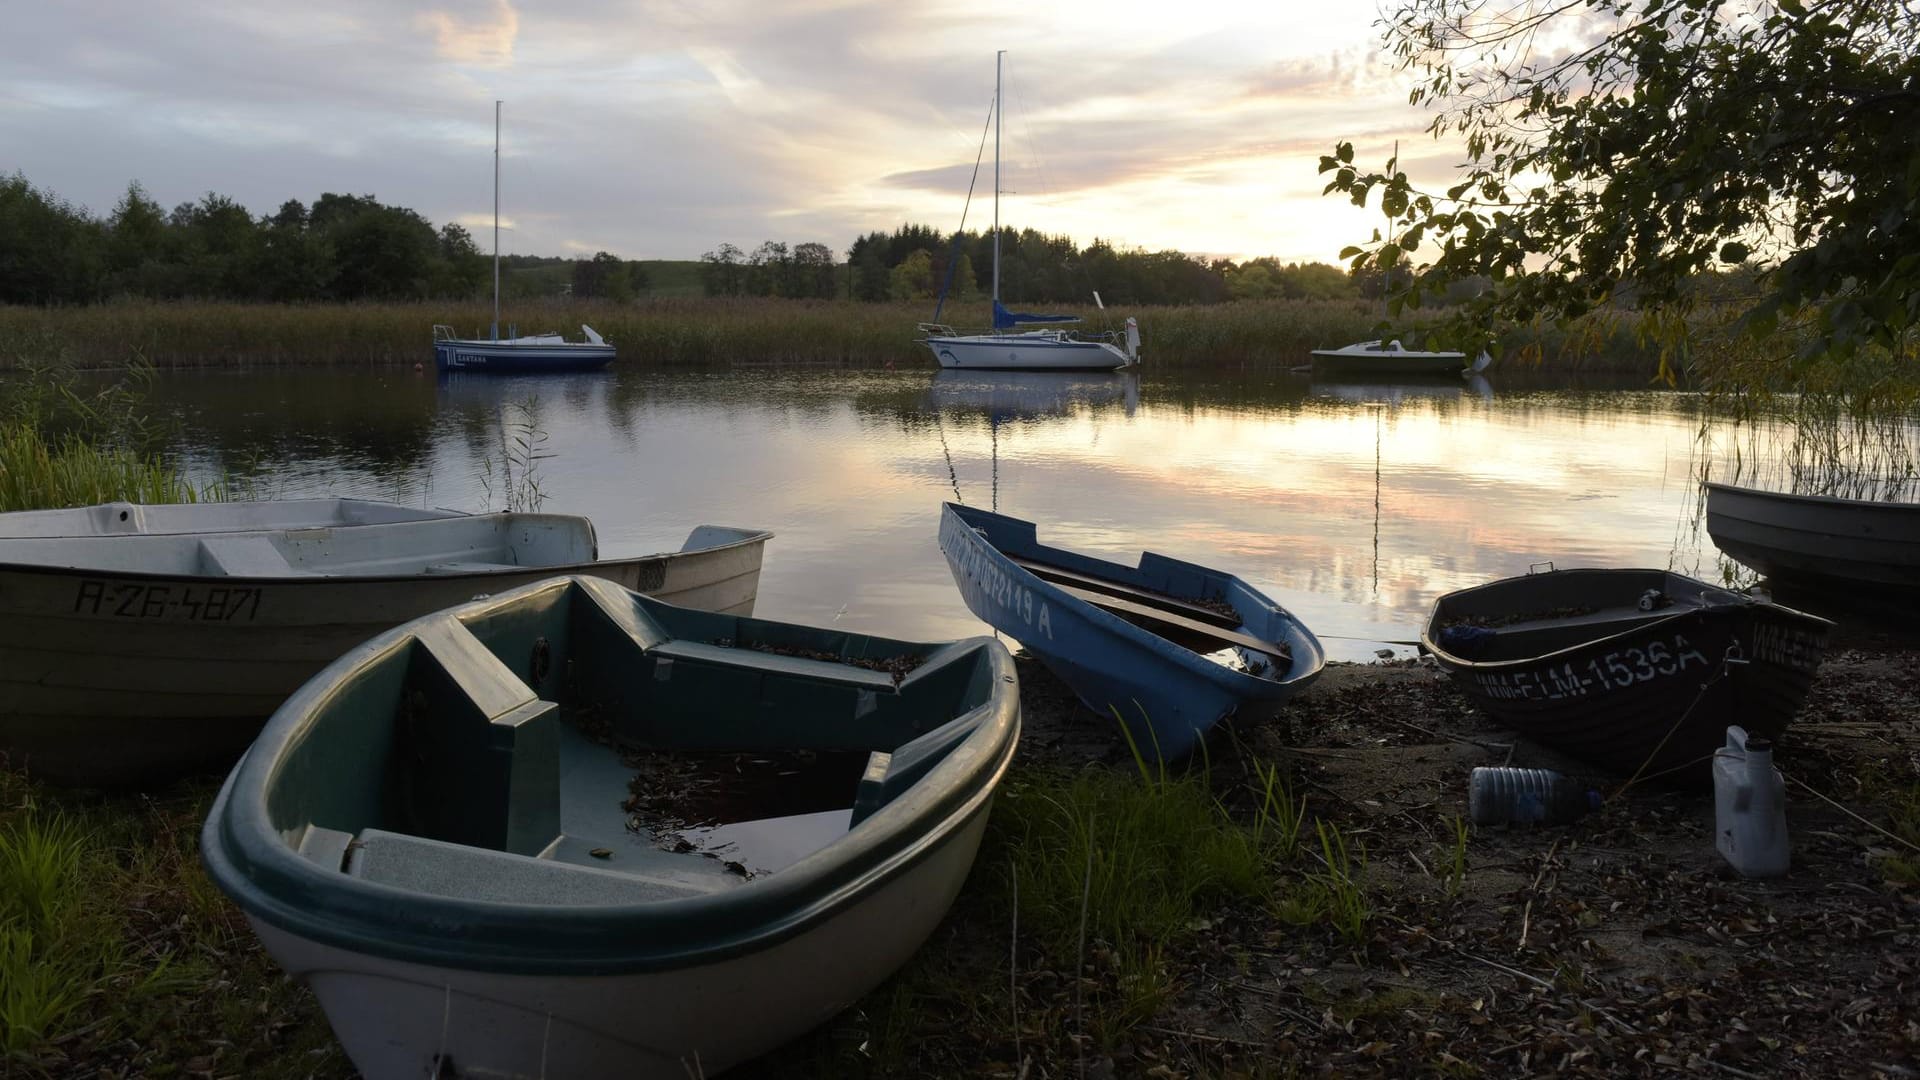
[0,513,597,578]
[952,506,1302,674]
[266,578,1006,903]
[1012,555,1293,667]
[1430,570,1741,661]
[0,498,461,540]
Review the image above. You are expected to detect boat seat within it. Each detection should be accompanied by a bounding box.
[647,640,902,692]
[423,560,526,574]
[849,713,979,828]
[295,825,357,870]
[197,536,302,577]
[397,620,563,856]
[345,829,714,905]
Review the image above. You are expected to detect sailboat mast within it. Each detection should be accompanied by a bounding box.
[992,50,1002,305]
[492,100,501,341]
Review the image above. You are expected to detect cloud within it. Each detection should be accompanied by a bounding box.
[0,1,1471,263]
[418,1,520,68]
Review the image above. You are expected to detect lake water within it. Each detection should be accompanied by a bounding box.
[144,366,1737,662]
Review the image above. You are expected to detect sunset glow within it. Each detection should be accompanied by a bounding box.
[0,1,1467,263]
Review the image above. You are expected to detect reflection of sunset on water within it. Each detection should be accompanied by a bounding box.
[153,369,1730,662]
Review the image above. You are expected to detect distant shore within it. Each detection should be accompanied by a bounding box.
[0,298,1668,375]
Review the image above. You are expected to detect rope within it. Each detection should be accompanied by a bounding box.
[1610,640,1742,798]
[1782,772,1920,856]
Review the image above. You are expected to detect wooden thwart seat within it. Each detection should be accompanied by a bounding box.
[1049,580,1291,662]
[1010,557,1239,628]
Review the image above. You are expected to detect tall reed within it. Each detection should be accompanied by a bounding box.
[0,297,1672,374]
[1692,307,1920,501]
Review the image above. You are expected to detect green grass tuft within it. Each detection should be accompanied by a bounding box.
[0,422,221,513]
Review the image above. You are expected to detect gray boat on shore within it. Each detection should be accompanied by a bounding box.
[1705,481,1920,597]
[0,500,770,785]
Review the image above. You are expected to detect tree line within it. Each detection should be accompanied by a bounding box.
[703,224,1414,307]
[2,170,1447,310]
[0,173,648,305]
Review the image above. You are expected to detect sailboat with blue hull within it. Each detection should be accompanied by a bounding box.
[918,53,1140,372]
[432,102,616,374]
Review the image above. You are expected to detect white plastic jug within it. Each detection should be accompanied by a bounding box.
[1713,726,1790,877]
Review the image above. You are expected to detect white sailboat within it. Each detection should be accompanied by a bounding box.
[918,53,1140,372]
[1311,141,1487,378]
[1308,338,1491,377]
[432,102,617,373]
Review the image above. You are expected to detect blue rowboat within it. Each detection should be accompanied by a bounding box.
[202,574,1018,1078]
[939,503,1323,759]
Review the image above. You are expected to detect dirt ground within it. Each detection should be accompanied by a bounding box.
[35,616,1910,1078]
[901,618,1920,1078]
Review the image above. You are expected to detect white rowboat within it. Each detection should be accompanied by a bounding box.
[0,504,770,785]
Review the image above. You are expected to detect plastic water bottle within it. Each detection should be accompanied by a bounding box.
[1713,726,1790,877]
[1467,767,1601,826]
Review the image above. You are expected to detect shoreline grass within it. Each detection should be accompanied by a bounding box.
[0,735,1359,1077]
[0,298,1672,375]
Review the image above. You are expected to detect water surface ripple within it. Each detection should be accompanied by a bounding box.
[150,366,1733,662]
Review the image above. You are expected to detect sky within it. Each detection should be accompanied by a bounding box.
[0,1,1471,264]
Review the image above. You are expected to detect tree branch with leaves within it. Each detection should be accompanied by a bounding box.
[1323,0,1920,380]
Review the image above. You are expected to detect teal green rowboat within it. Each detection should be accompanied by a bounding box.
[202,575,1019,1078]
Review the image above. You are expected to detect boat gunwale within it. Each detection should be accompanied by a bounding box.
[202,575,1019,976]
[0,523,773,585]
[941,503,1325,698]
[1704,480,1920,515]
[1418,567,1832,675]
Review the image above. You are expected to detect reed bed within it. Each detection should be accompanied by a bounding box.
[1689,308,1920,500]
[0,423,218,513]
[0,299,1673,375]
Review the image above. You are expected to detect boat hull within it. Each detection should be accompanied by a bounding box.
[925,334,1133,372]
[244,806,989,1078]
[939,503,1322,759]
[1706,481,1920,596]
[1423,569,1831,780]
[434,340,617,373]
[1308,348,1467,376]
[0,532,768,785]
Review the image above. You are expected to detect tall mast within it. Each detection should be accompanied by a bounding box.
[992,50,1002,305]
[492,100,501,341]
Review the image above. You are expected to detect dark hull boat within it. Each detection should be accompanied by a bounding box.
[203,575,1018,1078]
[939,504,1323,760]
[1706,481,1920,598]
[1423,568,1832,779]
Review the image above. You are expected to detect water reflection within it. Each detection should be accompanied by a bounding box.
[150,366,1746,661]
[143,368,443,503]
[926,369,1139,421]
[1309,374,1494,408]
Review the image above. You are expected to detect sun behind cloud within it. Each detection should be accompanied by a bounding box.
[418,0,519,68]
